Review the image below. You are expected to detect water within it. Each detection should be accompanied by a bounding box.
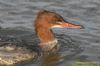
[0,0,100,66]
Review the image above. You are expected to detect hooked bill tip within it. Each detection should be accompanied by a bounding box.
[80,25,85,29]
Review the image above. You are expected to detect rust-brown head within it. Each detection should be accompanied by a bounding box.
[35,10,83,30]
[34,10,84,51]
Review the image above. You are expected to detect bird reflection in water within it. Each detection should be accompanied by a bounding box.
[42,52,61,66]
[40,45,62,66]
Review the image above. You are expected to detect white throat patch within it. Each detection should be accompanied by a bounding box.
[52,25,62,28]
[40,39,58,51]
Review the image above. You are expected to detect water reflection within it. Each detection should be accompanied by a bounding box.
[41,52,61,66]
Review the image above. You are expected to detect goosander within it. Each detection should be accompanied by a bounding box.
[35,10,82,51]
[35,10,83,52]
